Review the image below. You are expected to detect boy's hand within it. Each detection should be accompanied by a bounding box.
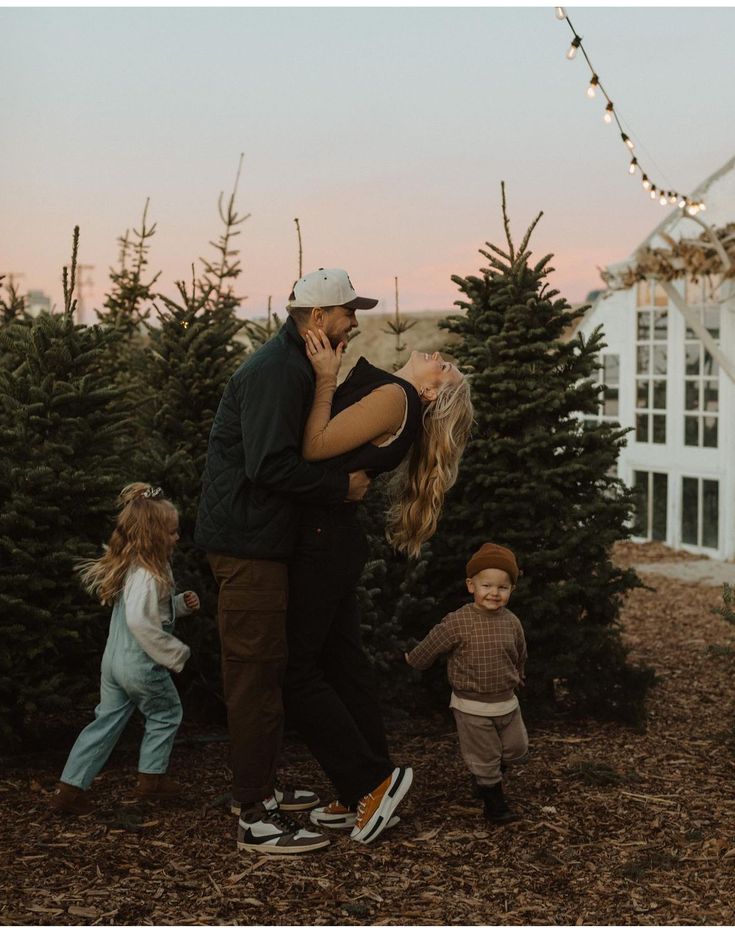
[184,591,200,611]
[404,652,411,664]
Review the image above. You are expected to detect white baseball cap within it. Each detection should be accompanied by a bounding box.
[288,268,378,310]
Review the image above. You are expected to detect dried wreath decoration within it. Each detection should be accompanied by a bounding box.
[600,222,735,290]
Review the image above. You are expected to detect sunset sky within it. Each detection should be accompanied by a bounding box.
[2,4,734,318]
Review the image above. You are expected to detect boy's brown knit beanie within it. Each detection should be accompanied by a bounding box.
[465,543,519,584]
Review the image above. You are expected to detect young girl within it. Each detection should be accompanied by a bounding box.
[51,483,199,814]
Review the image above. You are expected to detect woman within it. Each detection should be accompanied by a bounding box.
[283,330,473,846]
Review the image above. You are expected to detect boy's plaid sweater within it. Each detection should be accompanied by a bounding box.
[406,603,527,703]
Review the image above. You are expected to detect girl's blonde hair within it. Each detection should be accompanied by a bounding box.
[385,376,474,558]
[77,483,179,605]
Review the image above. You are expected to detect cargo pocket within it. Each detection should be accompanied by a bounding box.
[220,589,287,664]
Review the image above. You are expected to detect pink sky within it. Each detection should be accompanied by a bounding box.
[2,6,733,318]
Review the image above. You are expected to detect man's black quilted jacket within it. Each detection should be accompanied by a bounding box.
[194,316,349,560]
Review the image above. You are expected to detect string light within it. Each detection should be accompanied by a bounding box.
[559,11,703,213]
[566,35,582,59]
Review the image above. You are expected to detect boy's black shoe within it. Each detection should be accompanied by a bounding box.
[480,782,520,824]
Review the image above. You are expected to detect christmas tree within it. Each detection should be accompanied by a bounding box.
[0,275,29,327]
[0,230,132,739]
[92,201,162,471]
[98,199,159,335]
[422,187,653,723]
[137,161,252,708]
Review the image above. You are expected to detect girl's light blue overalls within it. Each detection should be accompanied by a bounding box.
[61,587,184,790]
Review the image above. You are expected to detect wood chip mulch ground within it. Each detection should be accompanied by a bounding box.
[2,542,735,926]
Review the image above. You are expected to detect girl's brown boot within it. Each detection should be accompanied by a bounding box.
[135,772,182,800]
[51,782,94,815]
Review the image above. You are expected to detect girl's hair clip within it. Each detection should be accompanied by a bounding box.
[142,486,164,499]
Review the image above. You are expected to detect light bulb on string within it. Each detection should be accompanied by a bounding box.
[668,192,677,205]
[678,198,687,209]
[555,7,566,19]
[659,194,667,206]
[698,202,706,211]
[621,132,634,150]
[641,174,651,190]
[650,187,657,200]
[587,75,599,98]
[566,36,582,60]
[629,158,638,175]
[603,102,614,124]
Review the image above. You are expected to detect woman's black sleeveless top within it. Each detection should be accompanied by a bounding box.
[327,357,423,477]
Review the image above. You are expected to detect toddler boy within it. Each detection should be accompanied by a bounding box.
[405,542,528,823]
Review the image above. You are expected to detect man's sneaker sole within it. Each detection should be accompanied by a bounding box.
[351,767,413,845]
[236,835,330,854]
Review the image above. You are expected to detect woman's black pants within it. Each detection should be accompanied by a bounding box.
[283,505,393,807]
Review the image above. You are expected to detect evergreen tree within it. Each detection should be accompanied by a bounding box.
[94,201,161,468]
[98,199,159,334]
[139,162,252,708]
[0,277,31,375]
[143,161,250,538]
[0,275,29,327]
[0,230,131,739]
[421,188,653,724]
[353,478,440,710]
[242,295,283,350]
[714,583,735,626]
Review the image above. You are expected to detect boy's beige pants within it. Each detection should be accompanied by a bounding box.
[452,707,529,787]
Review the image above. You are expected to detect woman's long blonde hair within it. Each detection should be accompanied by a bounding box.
[77,483,178,605]
[385,376,474,558]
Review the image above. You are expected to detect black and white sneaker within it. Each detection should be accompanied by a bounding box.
[230,780,320,815]
[274,780,320,812]
[237,797,330,855]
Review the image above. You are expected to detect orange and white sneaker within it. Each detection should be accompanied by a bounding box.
[350,766,413,844]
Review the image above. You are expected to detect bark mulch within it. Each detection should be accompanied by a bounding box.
[2,542,735,926]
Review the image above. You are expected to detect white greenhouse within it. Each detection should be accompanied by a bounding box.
[576,156,735,559]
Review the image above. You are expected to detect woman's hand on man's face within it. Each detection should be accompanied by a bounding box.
[305,327,343,378]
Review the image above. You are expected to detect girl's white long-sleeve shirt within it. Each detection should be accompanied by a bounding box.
[123,566,192,672]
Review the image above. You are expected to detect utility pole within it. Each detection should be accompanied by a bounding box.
[76,264,95,325]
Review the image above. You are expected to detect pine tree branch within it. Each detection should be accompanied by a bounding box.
[62,226,80,319]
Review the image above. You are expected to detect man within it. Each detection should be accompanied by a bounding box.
[195,268,374,854]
